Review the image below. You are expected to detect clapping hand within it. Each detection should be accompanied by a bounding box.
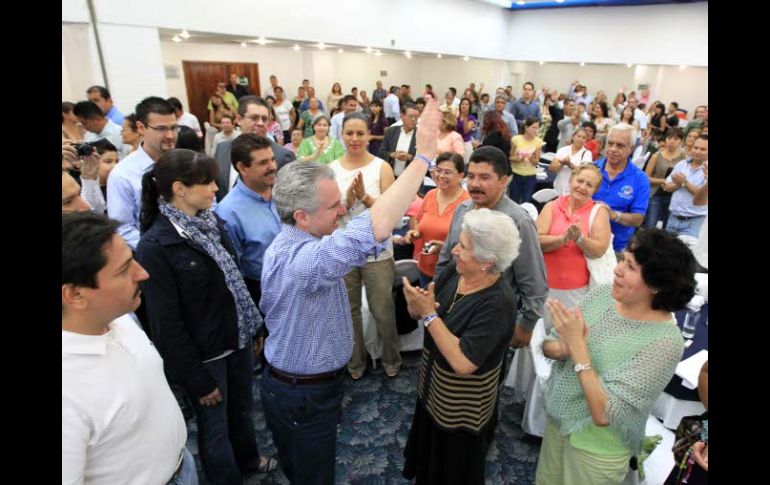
[79,152,100,181]
[564,224,582,242]
[400,229,421,245]
[671,172,686,185]
[351,171,367,201]
[402,278,439,319]
[546,299,588,354]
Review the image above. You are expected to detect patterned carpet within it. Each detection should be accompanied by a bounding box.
[186,350,541,484]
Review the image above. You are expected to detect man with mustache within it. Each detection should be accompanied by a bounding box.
[435,146,548,348]
[215,134,281,311]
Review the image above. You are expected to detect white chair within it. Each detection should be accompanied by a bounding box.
[631,147,650,169]
[520,203,539,221]
[540,152,556,162]
[521,320,553,437]
[532,188,559,204]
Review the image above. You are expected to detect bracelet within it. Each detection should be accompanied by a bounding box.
[423,312,440,327]
[576,235,584,245]
[414,154,436,170]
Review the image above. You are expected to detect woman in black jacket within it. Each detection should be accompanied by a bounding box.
[136,149,276,484]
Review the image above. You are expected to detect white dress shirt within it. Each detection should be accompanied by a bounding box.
[84,119,124,153]
[177,111,202,137]
[384,94,401,119]
[393,128,416,176]
[330,111,345,141]
[62,315,187,485]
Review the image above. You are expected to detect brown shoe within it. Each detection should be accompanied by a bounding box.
[350,371,363,380]
[385,366,400,378]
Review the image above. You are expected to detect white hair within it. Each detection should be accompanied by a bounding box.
[609,122,637,147]
[461,208,521,273]
[273,161,335,225]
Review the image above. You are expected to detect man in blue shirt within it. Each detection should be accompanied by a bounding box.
[298,86,325,113]
[107,97,178,250]
[592,123,650,252]
[511,82,542,131]
[215,133,281,310]
[494,95,518,137]
[87,85,125,126]
[662,135,708,237]
[258,96,440,485]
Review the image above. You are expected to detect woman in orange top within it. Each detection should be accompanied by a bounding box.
[399,153,470,287]
[535,164,611,331]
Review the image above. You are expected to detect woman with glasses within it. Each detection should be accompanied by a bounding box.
[296,115,344,164]
[398,152,469,287]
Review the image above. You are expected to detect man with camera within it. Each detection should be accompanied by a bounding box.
[73,100,124,153]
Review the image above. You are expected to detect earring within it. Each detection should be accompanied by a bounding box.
[181,193,186,197]
[651,289,659,294]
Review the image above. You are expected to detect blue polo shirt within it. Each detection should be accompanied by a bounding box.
[593,157,650,252]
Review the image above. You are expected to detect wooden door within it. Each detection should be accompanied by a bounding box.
[182,61,260,128]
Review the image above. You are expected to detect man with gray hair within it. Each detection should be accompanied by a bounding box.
[435,145,547,349]
[494,95,519,136]
[258,96,441,484]
[592,123,650,252]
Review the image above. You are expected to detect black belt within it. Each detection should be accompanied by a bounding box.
[268,364,345,385]
[672,214,704,221]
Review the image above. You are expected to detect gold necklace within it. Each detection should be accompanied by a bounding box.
[447,276,493,314]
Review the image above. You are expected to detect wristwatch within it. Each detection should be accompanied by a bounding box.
[574,363,592,373]
[423,312,440,327]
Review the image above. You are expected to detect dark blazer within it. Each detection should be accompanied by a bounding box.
[377,125,417,171]
[135,213,242,398]
[215,136,296,201]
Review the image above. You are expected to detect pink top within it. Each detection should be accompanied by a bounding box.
[436,131,465,156]
[543,195,595,290]
[414,188,470,277]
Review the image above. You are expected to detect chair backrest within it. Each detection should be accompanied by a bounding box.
[394,259,420,285]
[532,188,559,204]
[520,202,539,221]
[530,319,554,382]
[540,152,556,162]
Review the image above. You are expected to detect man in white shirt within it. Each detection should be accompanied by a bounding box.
[330,95,359,141]
[377,102,419,177]
[450,87,461,107]
[383,86,401,124]
[167,97,202,138]
[74,101,124,153]
[262,74,278,99]
[439,91,459,117]
[626,95,649,131]
[62,212,195,485]
[212,113,240,158]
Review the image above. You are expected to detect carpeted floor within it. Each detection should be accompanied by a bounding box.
[186,350,540,484]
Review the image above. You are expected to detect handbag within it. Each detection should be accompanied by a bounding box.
[585,203,617,288]
[672,413,707,463]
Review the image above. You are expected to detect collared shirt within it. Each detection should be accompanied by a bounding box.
[371,88,388,103]
[177,111,202,137]
[593,158,651,251]
[384,94,401,119]
[260,211,387,374]
[84,118,124,153]
[512,98,542,125]
[435,197,548,332]
[500,110,519,136]
[106,105,125,126]
[213,129,240,162]
[666,159,708,217]
[330,111,346,141]
[62,315,187,485]
[394,127,416,176]
[107,144,155,249]
[634,108,648,130]
[215,183,281,281]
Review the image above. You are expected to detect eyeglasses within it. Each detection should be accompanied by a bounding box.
[244,114,270,122]
[403,115,419,121]
[433,168,459,177]
[146,124,180,133]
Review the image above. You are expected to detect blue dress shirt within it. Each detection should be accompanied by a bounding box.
[593,158,651,252]
[260,211,387,374]
[215,182,281,281]
[107,144,155,249]
[511,99,542,126]
[106,105,125,126]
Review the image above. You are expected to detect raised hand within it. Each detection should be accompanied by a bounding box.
[415,95,440,160]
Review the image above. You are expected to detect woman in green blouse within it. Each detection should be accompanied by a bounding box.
[537,229,696,484]
[296,115,345,164]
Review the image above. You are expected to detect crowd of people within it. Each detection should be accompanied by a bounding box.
[62,74,708,484]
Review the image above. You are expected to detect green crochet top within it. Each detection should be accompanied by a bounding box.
[544,284,684,456]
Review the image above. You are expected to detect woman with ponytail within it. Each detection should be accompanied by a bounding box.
[136,148,277,483]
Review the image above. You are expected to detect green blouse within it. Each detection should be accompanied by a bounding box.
[297,136,345,164]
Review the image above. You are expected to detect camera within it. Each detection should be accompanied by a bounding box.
[72,142,94,157]
[422,243,436,254]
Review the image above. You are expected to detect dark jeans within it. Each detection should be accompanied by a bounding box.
[190,346,260,485]
[261,366,345,485]
[508,174,537,204]
[644,193,672,229]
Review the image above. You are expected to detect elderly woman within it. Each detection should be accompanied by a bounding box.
[537,164,611,331]
[296,115,345,164]
[399,152,470,287]
[136,149,277,482]
[329,112,401,380]
[536,228,695,485]
[401,208,520,485]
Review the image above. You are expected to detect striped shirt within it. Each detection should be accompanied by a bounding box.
[260,210,387,374]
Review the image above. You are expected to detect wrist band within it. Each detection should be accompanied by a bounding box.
[423,312,440,327]
[614,212,622,222]
[414,154,436,170]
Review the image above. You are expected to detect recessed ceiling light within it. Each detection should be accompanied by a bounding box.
[405,51,412,58]
[240,42,247,48]
[580,62,585,66]
[517,1,525,5]
[365,46,373,54]
[627,62,633,67]
[317,42,326,50]
[463,56,470,61]
[679,64,687,70]
[180,29,190,39]
[556,0,565,3]
[256,36,268,45]
[437,53,442,58]
[539,60,544,65]
[375,51,383,57]
[293,44,301,52]
[338,48,344,53]
[172,35,181,43]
